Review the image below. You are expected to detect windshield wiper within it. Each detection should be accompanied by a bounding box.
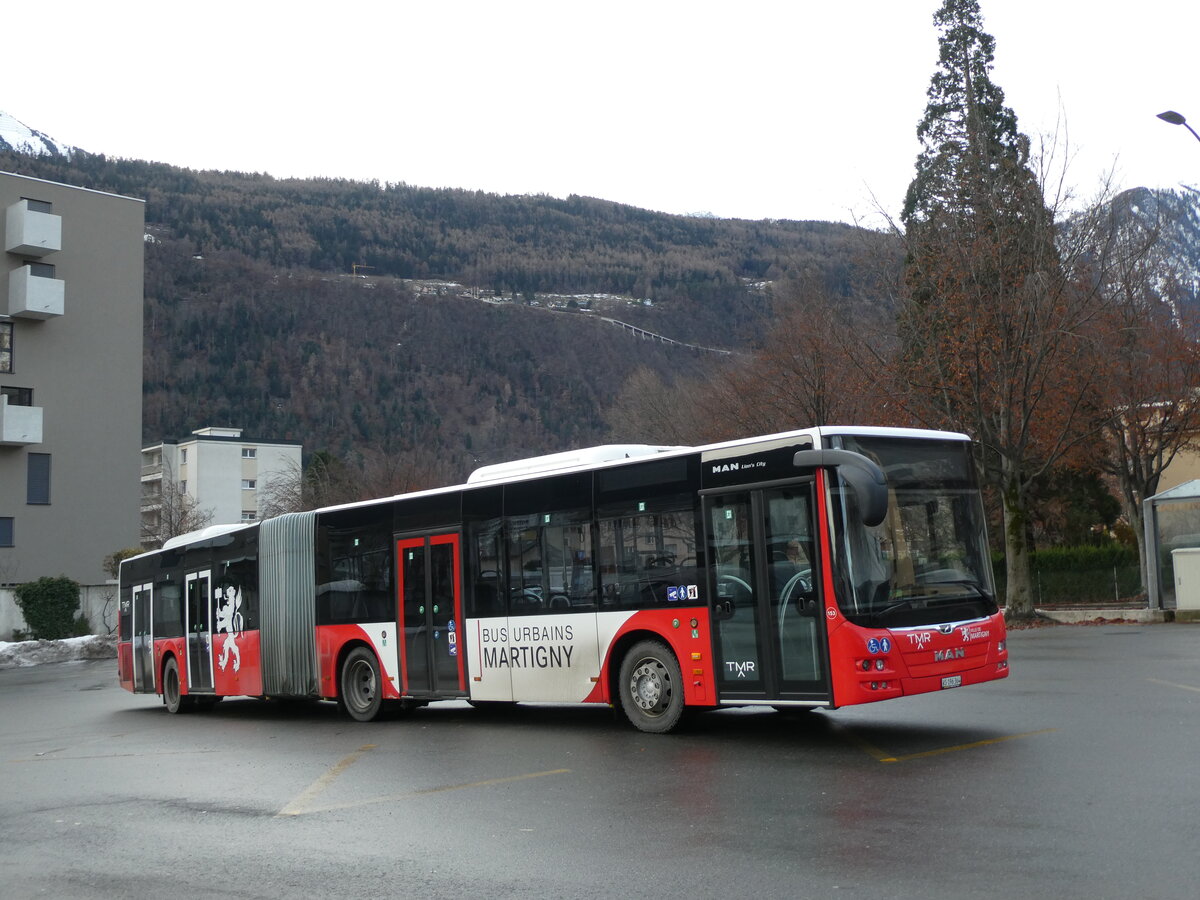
[863,581,992,623]
[865,596,918,623]
[920,580,992,604]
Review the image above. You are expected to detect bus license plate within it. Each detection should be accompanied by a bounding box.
[941,675,962,689]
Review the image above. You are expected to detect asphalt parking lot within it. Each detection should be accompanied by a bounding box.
[2,623,1199,899]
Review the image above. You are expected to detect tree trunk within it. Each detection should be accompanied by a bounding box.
[1122,494,1149,603]
[1002,476,1036,617]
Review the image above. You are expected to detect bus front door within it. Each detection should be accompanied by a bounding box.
[131,583,153,692]
[185,571,214,693]
[397,534,466,697]
[706,485,830,704]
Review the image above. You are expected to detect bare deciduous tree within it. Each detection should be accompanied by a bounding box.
[141,460,214,548]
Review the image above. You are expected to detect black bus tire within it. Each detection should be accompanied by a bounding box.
[162,657,192,714]
[340,647,384,722]
[618,640,685,734]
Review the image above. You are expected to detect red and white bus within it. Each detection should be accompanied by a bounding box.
[118,426,1008,733]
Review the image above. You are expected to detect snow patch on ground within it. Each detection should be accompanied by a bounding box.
[0,634,117,669]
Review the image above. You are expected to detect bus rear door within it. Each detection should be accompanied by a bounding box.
[705,484,830,705]
[185,571,214,694]
[131,583,153,692]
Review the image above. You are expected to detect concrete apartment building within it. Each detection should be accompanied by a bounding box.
[141,427,302,545]
[0,171,144,585]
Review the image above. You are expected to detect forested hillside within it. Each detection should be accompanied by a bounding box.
[2,147,897,487]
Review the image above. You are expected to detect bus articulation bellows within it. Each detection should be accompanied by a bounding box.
[118,426,1008,733]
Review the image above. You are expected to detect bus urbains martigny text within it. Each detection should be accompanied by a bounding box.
[118,426,1008,733]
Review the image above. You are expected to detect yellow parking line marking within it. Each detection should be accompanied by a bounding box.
[289,768,571,817]
[276,744,377,817]
[1148,677,1200,694]
[879,728,1056,763]
[412,768,571,795]
[833,723,1055,764]
[835,727,896,763]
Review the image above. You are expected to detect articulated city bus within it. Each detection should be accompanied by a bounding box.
[118,426,1008,733]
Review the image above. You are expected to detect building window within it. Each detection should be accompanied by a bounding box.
[1,323,12,374]
[180,480,187,493]
[181,449,188,464]
[23,198,52,214]
[27,453,51,505]
[241,479,257,490]
[241,510,258,521]
[242,448,257,459]
[1,386,33,406]
[0,517,13,547]
[27,261,55,278]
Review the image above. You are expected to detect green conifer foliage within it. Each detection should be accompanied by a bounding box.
[902,0,1030,226]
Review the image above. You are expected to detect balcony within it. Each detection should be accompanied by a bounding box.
[5,200,61,257]
[8,264,65,319]
[0,395,43,446]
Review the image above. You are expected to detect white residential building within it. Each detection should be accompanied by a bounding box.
[141,426,302,546]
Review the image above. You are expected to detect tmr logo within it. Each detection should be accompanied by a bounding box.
[934,647,966,662]
[726,660,757,679]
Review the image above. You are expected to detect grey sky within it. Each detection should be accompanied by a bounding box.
[6,0,1196,224]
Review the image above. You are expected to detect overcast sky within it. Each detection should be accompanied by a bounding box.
[5,0,1197,226]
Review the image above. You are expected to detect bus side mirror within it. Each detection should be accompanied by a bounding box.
[793,449,889,528]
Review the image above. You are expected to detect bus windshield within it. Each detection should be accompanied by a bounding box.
[829,435,998,628]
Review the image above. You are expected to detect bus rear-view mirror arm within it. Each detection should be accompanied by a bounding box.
[792,449,888,528]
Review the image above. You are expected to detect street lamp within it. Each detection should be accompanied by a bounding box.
[1157,110,1200,145]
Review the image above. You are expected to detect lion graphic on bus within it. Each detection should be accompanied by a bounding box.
[214,582,244,673]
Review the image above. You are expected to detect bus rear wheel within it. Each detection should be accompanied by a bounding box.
[162,657,192,714]
[339,647,384,722]
[618,640,685,734]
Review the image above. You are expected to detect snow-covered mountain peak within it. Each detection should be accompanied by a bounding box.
[0,111,71,158]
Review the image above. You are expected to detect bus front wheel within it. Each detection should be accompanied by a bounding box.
[618,641,685,734]
[339,647,384,722]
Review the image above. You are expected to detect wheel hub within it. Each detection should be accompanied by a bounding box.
[351,663,375,705]
[632,661,665,711]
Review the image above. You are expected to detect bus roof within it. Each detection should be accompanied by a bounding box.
[467,444,687,483]
[140,425,973,539]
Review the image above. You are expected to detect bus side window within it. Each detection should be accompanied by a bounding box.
[507,515,543,614]
[598,508,699,609]
[316,520,392,625]
[500,511,596,615]
[467,518,505,618]
[153,581,183,638]
[118,588,132,641]
[218,556,258,631]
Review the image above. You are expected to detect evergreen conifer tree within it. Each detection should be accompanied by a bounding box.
[902,0,1032,227]
[896,0,1092,618]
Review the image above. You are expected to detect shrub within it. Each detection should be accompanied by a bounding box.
[12,576,82,640]
[992,545,1142,605]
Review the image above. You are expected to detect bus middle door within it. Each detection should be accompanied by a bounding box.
[705,484,830,704]
[397,534,466,698]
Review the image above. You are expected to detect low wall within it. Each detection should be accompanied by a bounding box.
[0,584,120,641]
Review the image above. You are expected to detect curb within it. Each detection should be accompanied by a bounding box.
[1035,608,1171,624]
